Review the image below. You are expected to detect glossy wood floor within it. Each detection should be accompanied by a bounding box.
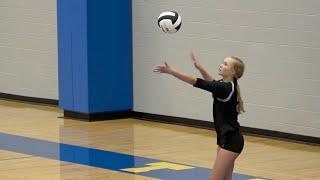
[0,99,319,180]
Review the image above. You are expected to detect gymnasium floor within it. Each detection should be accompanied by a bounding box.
[0,99,319,180]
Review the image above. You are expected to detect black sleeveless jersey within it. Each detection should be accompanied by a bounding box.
[193,78,240,136]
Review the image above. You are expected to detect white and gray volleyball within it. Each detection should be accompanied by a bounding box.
[157,11,182,33]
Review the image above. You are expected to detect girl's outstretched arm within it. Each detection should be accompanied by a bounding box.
[153,62,197,85]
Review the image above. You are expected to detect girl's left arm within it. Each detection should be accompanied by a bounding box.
[153,62,197,85]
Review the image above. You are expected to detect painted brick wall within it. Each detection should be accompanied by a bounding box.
[132,0,320,137]
[0,0,57,99]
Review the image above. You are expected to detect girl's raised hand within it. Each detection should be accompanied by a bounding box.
[190,52,201,69]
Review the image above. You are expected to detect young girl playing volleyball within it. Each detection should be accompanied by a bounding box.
[153,52,245,180]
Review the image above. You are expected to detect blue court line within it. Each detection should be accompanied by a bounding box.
[0,132,266,180]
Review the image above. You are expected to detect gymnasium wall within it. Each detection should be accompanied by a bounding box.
[0,0,319,138]
[0,0,58,99]
[132,0,320,137]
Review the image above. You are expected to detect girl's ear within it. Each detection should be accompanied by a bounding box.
[231,59,238,78]
[231,62,237,77]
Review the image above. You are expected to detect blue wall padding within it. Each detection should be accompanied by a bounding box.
[87,0,133,113]
[58,0,89,112]
[57,0,132,114]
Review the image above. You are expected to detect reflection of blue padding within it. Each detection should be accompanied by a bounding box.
[0,132,267,180]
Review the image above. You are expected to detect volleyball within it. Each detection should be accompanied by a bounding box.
[157,11,182,33]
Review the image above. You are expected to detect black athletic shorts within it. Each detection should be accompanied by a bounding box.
[217,130,244,153]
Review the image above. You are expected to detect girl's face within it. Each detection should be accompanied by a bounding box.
[218,57,235,78]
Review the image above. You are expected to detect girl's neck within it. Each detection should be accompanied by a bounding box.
[222,76,234,83]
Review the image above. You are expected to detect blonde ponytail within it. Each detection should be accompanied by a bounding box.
[230,56,245,114]
[236,85,245,114]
